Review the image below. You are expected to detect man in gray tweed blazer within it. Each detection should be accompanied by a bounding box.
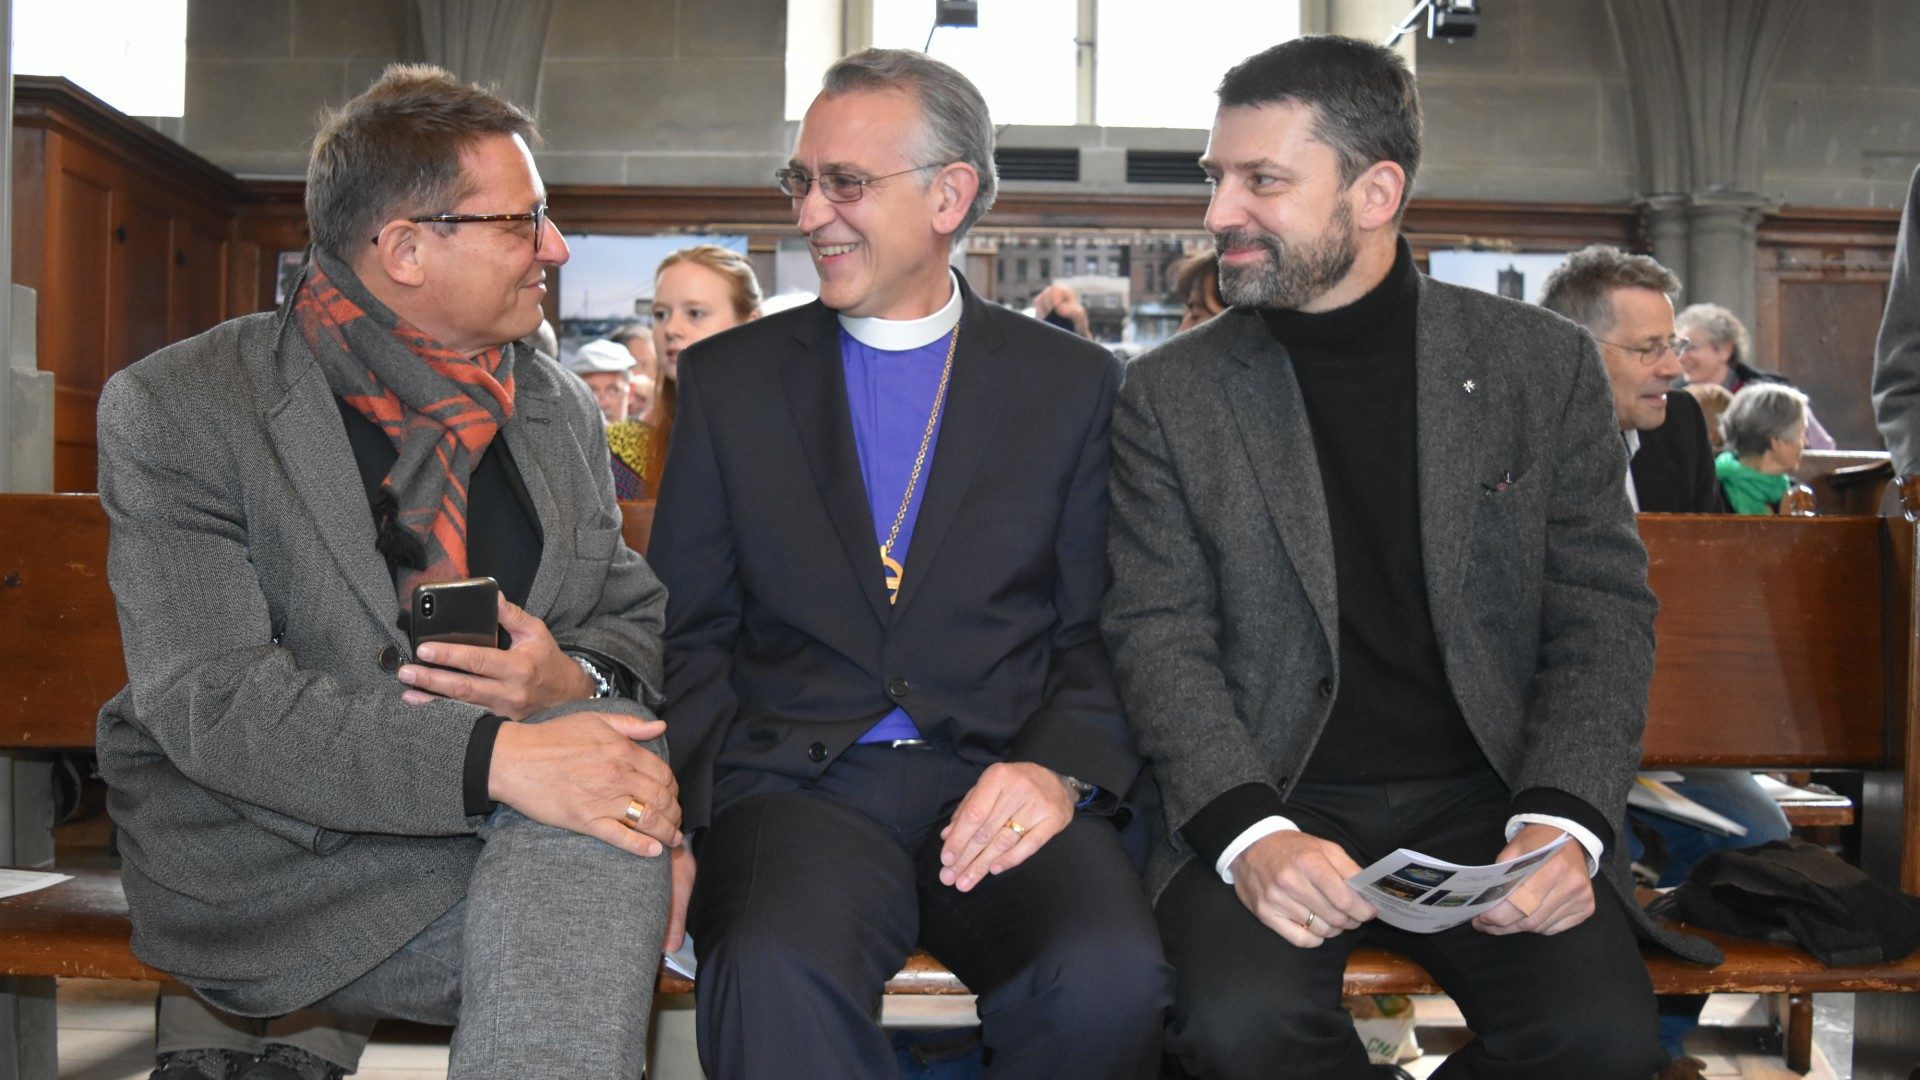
[1103,37,1707,1080]
[96,67,676,1079]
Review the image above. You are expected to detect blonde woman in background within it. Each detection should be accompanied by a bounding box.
[648,244,764,481]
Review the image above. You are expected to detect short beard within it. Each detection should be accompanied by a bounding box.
[1215,198,1358,312]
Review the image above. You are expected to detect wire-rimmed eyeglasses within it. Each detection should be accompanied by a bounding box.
[1598,335,1691,366]
[775,164,947,203]
[370,204,551,254]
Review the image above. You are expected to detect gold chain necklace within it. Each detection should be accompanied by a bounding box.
[879,323,959,605]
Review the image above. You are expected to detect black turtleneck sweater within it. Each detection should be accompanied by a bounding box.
[1268,240,1485,787]
[1178,242,1615,869]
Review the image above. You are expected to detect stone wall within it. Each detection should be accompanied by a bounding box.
[1412,1,1637,204]
[179,0,791,185]
[1411,0,1920,210]
[174,0,1920,210]
[1763,0,1920,208]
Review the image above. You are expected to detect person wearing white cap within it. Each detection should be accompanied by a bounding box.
[569,338,652,498]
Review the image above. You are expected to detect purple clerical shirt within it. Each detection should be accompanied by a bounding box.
[842,325,952,743]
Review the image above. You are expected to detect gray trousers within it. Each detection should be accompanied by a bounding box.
[292,804,671,1079]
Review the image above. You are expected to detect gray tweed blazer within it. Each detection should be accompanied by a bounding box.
[1102,275,1715,963]
[94,307,669,1015]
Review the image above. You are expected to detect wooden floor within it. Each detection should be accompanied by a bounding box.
[52,979,1846,1079]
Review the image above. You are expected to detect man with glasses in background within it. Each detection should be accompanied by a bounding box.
[97,66,676,1079]
[649,47,1169,1080]
[1540,245,1727,515]
[1541,246,1788,1080]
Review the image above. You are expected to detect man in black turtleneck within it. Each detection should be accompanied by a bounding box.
[1104,37,1699,1080]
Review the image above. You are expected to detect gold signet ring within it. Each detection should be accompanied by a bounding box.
[623,800,648,829]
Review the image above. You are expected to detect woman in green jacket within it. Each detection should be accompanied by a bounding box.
[1716,382,1810,514]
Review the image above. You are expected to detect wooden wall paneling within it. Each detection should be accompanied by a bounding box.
[170,214,231,343]
[14,78,248,490]
[47,139,116,492]
[1754,211,1898,453]
[120,194,174,378]
[231,180,309,315]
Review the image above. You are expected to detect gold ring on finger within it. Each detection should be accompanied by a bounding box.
[623,799,648,829]
[1300,911,1316,930]
[1004,819,1027,837]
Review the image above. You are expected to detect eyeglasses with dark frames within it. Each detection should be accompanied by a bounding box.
[369,203,552,253]
[1597,335,1692,366]
[775,164,948,203]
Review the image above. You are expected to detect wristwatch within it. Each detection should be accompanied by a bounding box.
[1059,773,1095,806]
[569,653,617,699]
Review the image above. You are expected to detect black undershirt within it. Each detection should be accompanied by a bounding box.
[337,400,541,817]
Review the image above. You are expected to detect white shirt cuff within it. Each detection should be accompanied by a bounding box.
[1214,815,1298,884]
[1506,814,1602,876]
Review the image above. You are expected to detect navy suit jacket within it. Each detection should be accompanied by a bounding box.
[649,275,1139,830]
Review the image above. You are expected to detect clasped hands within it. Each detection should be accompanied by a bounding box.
[1229,822,1592,947]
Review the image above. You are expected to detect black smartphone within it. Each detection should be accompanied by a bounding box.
[408,576,501,660]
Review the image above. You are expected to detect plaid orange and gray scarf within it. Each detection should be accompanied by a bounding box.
[294,248,517,600]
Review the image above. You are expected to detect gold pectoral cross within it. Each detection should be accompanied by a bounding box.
[881,548,904,605]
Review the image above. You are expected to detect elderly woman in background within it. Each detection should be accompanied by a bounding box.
[1677,303,1834,449]
[1717,383,1811,514]
[567,338,654,499]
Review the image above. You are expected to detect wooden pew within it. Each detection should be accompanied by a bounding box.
[3,498,1918,1074]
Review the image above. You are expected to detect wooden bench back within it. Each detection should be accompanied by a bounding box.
[1638,514,1910,768]
[0,495,658,749]
[3,496,1913,885]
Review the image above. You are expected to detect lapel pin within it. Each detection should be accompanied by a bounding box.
[1462,380,1476,394]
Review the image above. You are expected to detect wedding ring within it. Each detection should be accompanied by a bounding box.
[623,799,648,829]
[1300,911,1317,930]
[1005,820,1027,837]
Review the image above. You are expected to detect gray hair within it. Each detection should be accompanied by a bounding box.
[1721,383,1808,460]
[1676,303,1751,366]
[1538,245,1681,336]
[820,48,999,241]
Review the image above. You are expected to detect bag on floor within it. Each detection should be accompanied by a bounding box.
[1649,837,1920,966]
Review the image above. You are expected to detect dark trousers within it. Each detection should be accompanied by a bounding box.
[689,743,1172,1080]
[1156,770,1663,1080]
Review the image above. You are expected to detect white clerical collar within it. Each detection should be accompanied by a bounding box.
[837,270,962,351]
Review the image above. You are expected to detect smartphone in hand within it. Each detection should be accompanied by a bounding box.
[408,576,501,662]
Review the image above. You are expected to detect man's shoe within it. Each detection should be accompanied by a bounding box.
[235,1045,347,1080]
[151,1048,245,1080]
[1655,1056,1708,1080]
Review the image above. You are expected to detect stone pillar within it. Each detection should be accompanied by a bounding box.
[1638,194,1691,301]
[1685,193,1771,330]
[414,0,557,111]
[1606,0,1804,317]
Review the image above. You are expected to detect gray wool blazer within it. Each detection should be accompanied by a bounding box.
[1102,275,1716,963]
[94,308,669,1016]
[1875,164,1920,477]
